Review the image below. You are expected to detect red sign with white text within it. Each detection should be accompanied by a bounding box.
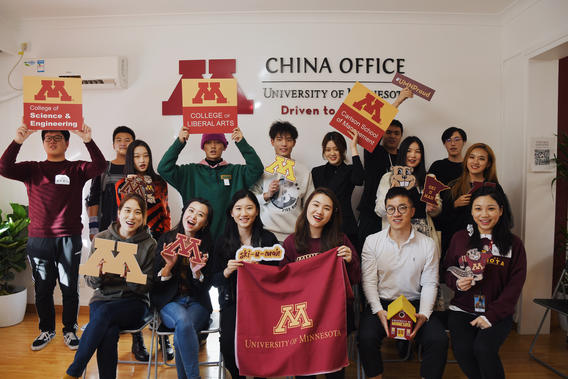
[23,76,83,130]
[329,82,398,153]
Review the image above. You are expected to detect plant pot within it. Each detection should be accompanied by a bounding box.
[0,287,28,327]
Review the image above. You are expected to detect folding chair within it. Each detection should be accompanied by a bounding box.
[151,310,225,379]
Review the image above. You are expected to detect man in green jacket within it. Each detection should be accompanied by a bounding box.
[158,127,263,238]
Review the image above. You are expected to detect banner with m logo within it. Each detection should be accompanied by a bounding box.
[236,249,352,377]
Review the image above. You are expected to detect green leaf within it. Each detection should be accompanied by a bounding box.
[9,203,27,219]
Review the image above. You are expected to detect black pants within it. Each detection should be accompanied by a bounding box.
[358,303,448,379]
[220,303,245,379]
[448,311,512,379]
[358,211,381,247]
[27,236,82,333]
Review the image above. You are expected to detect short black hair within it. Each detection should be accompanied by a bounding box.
[112,126,136,142]
[389,119,403,135]
[269,121,298,140]
[441,127,467,143]
[384,186,414,207]
[41,130,70,141]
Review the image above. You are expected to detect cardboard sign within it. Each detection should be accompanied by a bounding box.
[23,76,83,130]
[119,175,155,203]
[236,244,285,262]
[79,238,147,284]
[181,78,237,133]
[160,233,204,263]
[447,246,492,283]
[468,181,496,194]
[390,166,416,189]
[264,156,296,182]
[329,82,398,153]
[421,174,450,205]
[387,295,416,340]
[392,73,435,101]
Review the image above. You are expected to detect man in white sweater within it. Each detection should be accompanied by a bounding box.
[251,121,314,241]
[358,186,448,379]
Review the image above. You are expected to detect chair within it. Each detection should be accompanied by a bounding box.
[528,260,568,378]
[81,311,155,379]
[151,310,225,379]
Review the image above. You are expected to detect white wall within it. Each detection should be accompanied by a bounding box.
[2,6,556,318]
[501,0,568,334]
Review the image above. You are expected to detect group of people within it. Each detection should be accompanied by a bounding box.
[0,88,526,379]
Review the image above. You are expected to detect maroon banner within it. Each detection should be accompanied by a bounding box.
[391,73,436,101]
[236,249,353,377]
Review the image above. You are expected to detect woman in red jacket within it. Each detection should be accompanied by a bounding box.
[444,186,526,379]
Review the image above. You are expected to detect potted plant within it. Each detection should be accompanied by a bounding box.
[0,203,30,327]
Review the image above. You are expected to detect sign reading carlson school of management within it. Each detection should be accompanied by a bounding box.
[23,76,83,130]
[329,81,398,153]
[181,78,238,134]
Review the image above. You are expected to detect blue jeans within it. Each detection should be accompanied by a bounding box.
[66,298,147,379]
[160,296,211,379]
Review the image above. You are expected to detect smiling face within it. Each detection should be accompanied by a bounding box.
[444,131,465,159]
[467,148,490,178]
[324,140,342,166]
[306,193,334,235]
[113,132,134,157]
[271,132,296,158]
[203,140,226,160]
[183,201,209,236]
[117,198,144,238]
[43,132,69,160]
[471,195,503,235]
[405,142,422,168]
[385,195,415,232]
[133,145,150,174]
[231,196,259,231]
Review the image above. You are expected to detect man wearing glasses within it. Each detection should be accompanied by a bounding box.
[0,124,106,352]
[358,186,448,379]
[428,127,468,185]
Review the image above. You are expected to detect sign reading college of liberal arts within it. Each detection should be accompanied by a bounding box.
[420,174,450,205]
[236,244,284,263]
[181,78,237,134]
[265,156,296,182]
[79,238,147,284]
[329,82,398,153]
[23,76,82,130]
[391,73,435,101]
[236,249,353,377]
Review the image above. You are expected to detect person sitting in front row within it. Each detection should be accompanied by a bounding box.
[359,187,448,379]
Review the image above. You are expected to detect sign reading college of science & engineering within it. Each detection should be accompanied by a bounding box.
[23,76,83,131]
[181,78,238,134]
[329,81,398,153]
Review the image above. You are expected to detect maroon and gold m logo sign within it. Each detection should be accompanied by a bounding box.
[273,302,313,334]
[34,80,73,101]
[192,82,227,104]
[352,93,384,124]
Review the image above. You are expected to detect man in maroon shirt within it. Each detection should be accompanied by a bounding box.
[0,123,106,351]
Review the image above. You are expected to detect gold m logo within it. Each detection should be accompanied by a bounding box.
[78,238,147,284]
[265,156,296,182]
[34,80,72,101]
[273,302,313,334]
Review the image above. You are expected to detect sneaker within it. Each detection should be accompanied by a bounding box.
[64,331,80,350]
[31,331,55,351]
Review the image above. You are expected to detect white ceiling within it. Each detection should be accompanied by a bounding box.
[0,0,518,20]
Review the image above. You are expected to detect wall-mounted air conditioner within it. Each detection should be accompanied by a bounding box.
[22,56,128,89]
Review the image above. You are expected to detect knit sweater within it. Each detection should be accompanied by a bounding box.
[85,223,157,307]
[157,137,263,238]
[443,229,527,324]
[0,140,106,237]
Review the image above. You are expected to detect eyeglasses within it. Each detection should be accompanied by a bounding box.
[386,204,409,215]
[445,137,463,144]
[44,135,64,143]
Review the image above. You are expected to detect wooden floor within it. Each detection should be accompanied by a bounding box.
[0,308,567,378]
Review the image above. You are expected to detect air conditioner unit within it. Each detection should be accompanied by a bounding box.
[22,56,127,89]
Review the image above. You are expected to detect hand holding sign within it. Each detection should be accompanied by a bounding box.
[420,174,450,206]
[70,120,92,143]
[14,123,36,144]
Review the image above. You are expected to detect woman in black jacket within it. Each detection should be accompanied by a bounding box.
[152,198,214,379]
[212,189,279,379]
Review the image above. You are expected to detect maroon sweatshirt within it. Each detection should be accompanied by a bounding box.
[443,229,527,324]
[0,140,106,237]
[281,233,361,285]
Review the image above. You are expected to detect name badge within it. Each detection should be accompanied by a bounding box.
[221,174,232,186]
[474,295,485,313]
[55,174,70,185]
